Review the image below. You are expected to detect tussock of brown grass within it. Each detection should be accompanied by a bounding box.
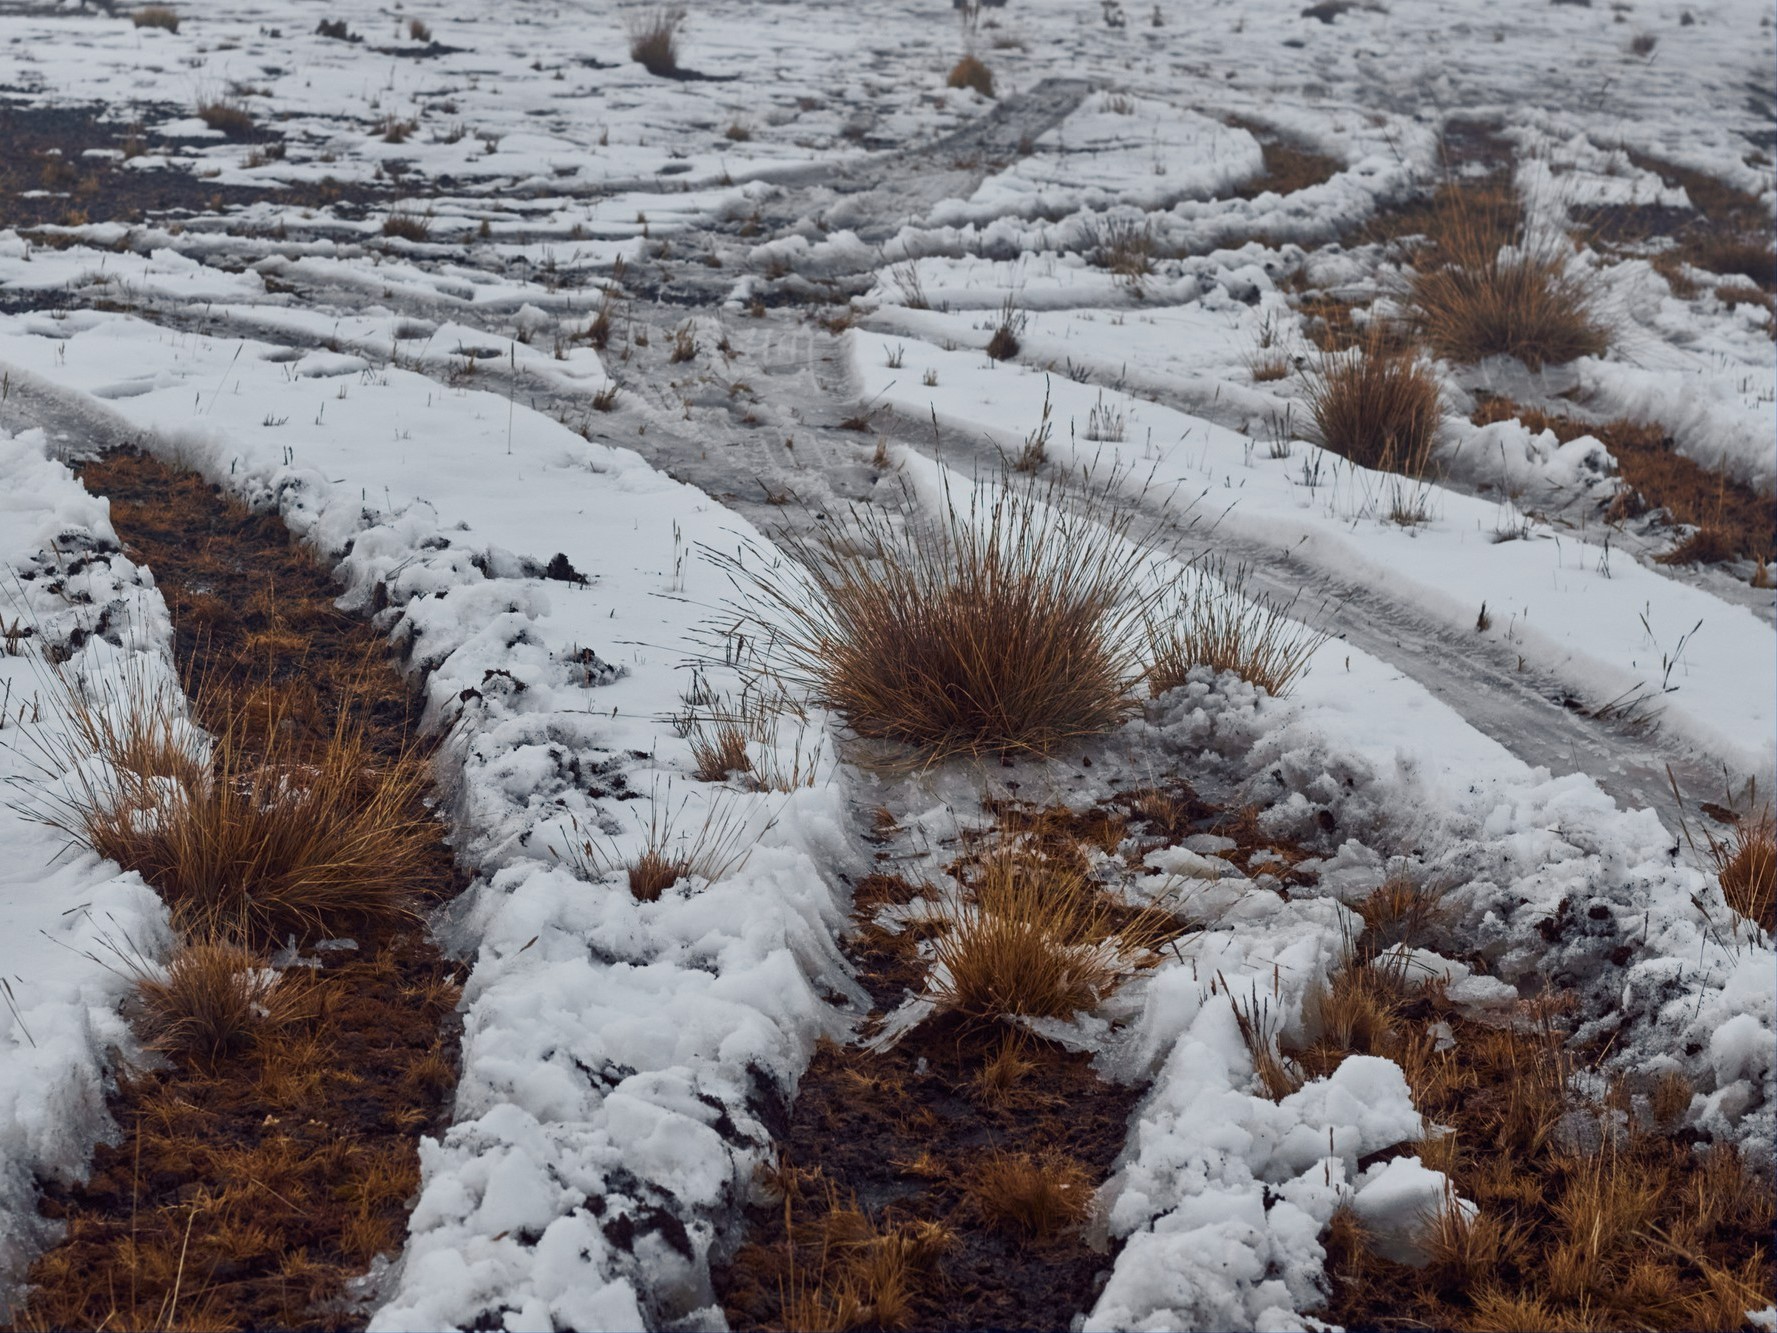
[195,97,255,139]
[1228,118,1343,199]
[381,208,433,242]
[134,935,313,1066]
[946,54,994,98]
[929,846,1173,1022]
[33,675,436,943]
[1709,807,1776,934]
[627,5,685,76]
[964,1149,1093,1239]
[712,470,1175,759]
[132,4,179,31]
[1302,331,1444,473]
[555,792,749,901]
[1407,187,1610,370]
[1146,558,1328,698]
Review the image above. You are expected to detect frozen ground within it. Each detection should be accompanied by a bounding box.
[0,0,1771,1326]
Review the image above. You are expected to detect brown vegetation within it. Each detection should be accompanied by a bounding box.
[627,5,686,76]
[1146,558,1328,698]
[947,55,994,99]
[1471,400,1775,564]
[1302,331,1443,473]
[1407,183,1610,369]
[1228,118,1343,199]
[1296,880,1776,1331]
[16,448,463,1330]
[196,97,256,139]
[929,846,1172,1022]
[1708,807,1776,935]
[381,207,433,241]
[132,5,179,31]
[712,472,1176,759]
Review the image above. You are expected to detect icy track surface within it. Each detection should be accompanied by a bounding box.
[0,0,1772,1327]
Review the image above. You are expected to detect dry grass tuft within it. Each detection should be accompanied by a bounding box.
[133,935,313,1066]
[965,1149,1094,1239]
[31,674,437,944]
[381,207,433,242]
[132,4,179,31]
[765,1190,951,1333]
[1302,331,1443,473]
[195,96,255,139]
[928,846,1173,1022]
[555,792,749,902]
[947,54,994,98]
[1709,807,1776,934]
[1407,186,1610,370]
[711,470,1175,759]
[627,5,686,76]
[1146,558,1328,698]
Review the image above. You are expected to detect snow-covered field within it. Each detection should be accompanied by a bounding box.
[0,0,1771,1327]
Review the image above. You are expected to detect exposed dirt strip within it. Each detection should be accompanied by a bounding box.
[714,787,1321,1330]
[13,450,465,1331]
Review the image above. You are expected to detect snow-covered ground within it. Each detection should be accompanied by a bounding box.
[0,0,1771,1325]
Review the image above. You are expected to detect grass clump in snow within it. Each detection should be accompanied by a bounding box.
[555,789,750,901]
[131,4,179,31]
[713,470,1173,760]
[928,846,1173,1023]
[946,54,994,98]
[1300,880,1777,1332]
[1302,330,1443,474]
[1709,807,1775,935]
[627,4,686,76]
[381,207,433,242]
[1146,559,1328,699]
[195,95,256,139]
[1407,185,1610,370]
[30,673,437,944]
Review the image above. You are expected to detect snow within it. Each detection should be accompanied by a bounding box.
[0,428,174,1319]
[0,0,1771,1324]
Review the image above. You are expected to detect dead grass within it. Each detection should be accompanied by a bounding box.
[195,97,255,140]
[985,293,1023,360]
[1084,214,1156,293]
[31,674,437,944]
[1228,118,1343,199]
[132,4,179,31]
[627,4,686,76]
[928,845,1173,1022]
[16,449,462,1333]
[710,470,1176,759]
[555,792,749,901]
[1146,558,1328,698]
[133,934,314,1066]
[1309,889,1776,1331]
[1708,807,1776,935]
[964,1150,1094,1239]
[1407,185,1610,369]
[1627,151,1776,294]
[946,55,994,98]
[1302,330,1443,473]
[1471,400,1774,564]
[381,207,432,242]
